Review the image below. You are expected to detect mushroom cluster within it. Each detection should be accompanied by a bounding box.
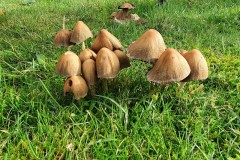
[54,19,130,102]
[54,17,208,102]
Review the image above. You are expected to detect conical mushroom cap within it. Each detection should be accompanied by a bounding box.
[147,48,191,84]
[64,76,88,100]
[113,50,131,69]
[54,29,73,47]
[182,49,208,82]
[96,47,120,79]
[91,29,123,53]
[118,3,135,10]
[56,51,81,77]
[79,49,97,63]
[82,59,97,86]
[127,29,167,63]
[70,21,93,44]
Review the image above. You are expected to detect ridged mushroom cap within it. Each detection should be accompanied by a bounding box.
[56,51,81,77]
[182,49,208,82]
[91,29,123,53]
[79,49,97,63]
[82,59,97,86]
[54,29,73,47]
[147,48,191,84]
[64,76,88,100]
[96,47,120,79]
[70,21,93,44]
[127,29,166,63]
[113,50,131,69]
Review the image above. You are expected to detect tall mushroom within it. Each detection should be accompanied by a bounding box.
[70,21,93,51]
[82,59,97,97]
[147,48,191,85]
[91,29,123,53]
[127,29,166,63]
[179,49,209,90]
[96,47,120,92]
[56,51,81,77]
[64,76,88,103]
[54,16,73,50]
[79,49,97,63]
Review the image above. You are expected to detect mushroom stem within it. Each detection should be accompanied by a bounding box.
[191,84,204,94]
[103,79,108,92]
[76,98,81,105]
[178,82,186,91]
[62,15,66,29]
[89,85,96,98]
[82,41,86,50]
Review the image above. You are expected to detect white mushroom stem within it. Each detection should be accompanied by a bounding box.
[178,82,187,91]
[62,15,66,29]
[82,41,85,50]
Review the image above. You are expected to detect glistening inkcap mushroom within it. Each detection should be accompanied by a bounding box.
[96,47,120,91]
[147,48,191,85]
[64,76,88,103]
[79,49,97,63]
[56,51,81,77]
[91,29,123,53]
[70,21,93,50]
[127,29,166,63]
[178,49,209,90]
[113,50,130,69]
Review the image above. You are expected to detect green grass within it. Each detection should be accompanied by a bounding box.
[0,0,240,159]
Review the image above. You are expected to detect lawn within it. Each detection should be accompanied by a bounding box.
[0,0,240,159]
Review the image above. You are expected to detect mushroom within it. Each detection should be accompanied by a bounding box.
[82,59,97,97]
[70,21,93,50]
[179,49,209,90]
[54,16,74,50]
[147,48,191,85]
[118,3,135,12]
[56,51,81,77]
[79,49,97,63]
[91,29,123,53]
[64,76,88,103]
[127,29,166,63]
[113,50,131,69]
[96,47,120,92]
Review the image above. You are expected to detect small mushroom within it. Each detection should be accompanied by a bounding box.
[179,49,208,90]
[179,49,188,55]
[127,29,166,63]
[82,59,97,97]
[118,3,135,11]
[79,49,97,63]
[113,50,131,69]
[147,48,191,85]
[56,51,81,77]
[64,76,88,103]
[70,21,93,50]
[54,16,74,50]
[96,47,120,92]
[91,29,123,53]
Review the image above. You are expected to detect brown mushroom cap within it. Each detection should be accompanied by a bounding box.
[91,29,123,53]
[82,59,97,86]
[79,49,97,63]
[147,48,191,84]
[113,50,131,69]
[182,49,208,82]
[127,29,166,63]
[118,3,135,10]
[70,21,93,44]
[96,47,120,79]
[56,51,81,77]
[54,29,73,47]
[64,76,88,100]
